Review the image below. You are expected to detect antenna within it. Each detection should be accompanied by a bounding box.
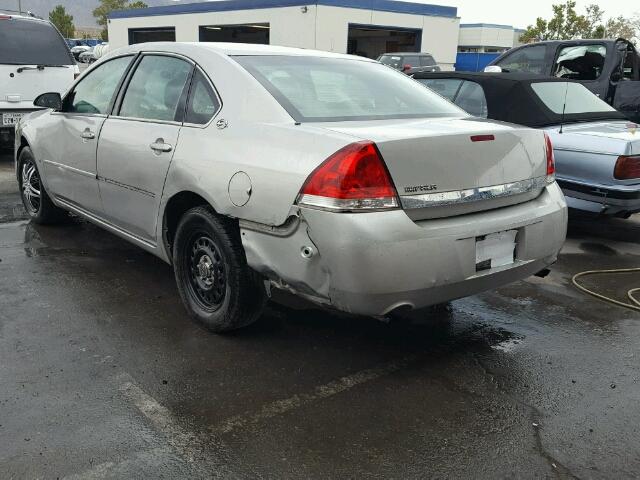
[559,81,569,134]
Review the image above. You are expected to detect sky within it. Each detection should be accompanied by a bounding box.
[420,0,637,29]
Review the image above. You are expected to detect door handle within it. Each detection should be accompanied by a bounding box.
[150,139,173,153]
[81,129,95,140]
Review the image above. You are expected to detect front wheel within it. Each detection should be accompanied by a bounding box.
[18,147,66,224]
[173,206,266,332]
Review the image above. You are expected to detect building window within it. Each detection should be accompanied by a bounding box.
[199,24,270,44]
[128,27,176,45]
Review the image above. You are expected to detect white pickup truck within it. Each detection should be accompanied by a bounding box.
[0,13,78,147]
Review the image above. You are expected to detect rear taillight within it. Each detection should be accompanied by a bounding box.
[297,141,399,212]
[0,15,11,20]
[544,132,555,183]
[614,156,640,180]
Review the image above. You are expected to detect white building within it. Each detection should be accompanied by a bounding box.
[108,0,461,69]
[458,23,524,53]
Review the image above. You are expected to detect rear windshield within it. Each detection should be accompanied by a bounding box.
[378,55,402,69]
[0,18,73,65]
[531,82,617,114]
[234,55,464,122]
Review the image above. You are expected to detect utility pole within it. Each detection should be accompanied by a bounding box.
[17,0,22,14]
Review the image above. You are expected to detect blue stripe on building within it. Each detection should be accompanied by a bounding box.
[109,0,458,19]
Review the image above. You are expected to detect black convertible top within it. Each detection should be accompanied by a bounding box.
[412,72,627,127]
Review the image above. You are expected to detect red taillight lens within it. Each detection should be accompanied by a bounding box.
[297,141,399,211]
[544,132,555,182]
[0,15,12,20]
[614,156,640,180]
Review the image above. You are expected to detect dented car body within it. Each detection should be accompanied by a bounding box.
[16,43,567,330]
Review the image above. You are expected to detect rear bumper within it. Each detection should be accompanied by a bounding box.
[242,182,567,317]
[557,179,640,216]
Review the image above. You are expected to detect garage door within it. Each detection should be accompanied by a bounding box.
[347,24,421,59]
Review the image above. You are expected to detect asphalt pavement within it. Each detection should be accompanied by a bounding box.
[1,152,639,479]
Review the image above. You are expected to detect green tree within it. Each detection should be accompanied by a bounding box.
[93,0,148,41]
[49,5,75,38]
[520,1,639,44]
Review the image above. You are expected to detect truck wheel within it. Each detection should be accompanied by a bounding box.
[173,206,266,332]
[18,147,66,224]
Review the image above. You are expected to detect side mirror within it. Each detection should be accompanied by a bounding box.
[402,64,412,72]
[484,65,503,73]
[34,92,62,110]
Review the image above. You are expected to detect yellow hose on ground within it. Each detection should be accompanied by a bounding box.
[572,268,640,312]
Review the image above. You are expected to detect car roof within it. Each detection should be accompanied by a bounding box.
[114,41,376,61]
[380,52,433,56]
[0,13,51,24]
[413,72,627,127]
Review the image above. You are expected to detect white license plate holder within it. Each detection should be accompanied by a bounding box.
[2,112,23,126]
[475,230,517,271]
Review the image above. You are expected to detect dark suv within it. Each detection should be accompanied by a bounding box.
[378,52,441,75]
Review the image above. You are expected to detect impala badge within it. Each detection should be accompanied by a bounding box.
[404,184,438,193]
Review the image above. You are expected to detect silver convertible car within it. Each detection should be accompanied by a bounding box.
[15,43,567,331]
[415,72,640,217]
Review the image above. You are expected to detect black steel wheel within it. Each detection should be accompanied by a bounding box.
[173,206,266,332]
[186,233,227,312]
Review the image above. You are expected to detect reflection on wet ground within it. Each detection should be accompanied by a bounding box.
[1,206,639,478]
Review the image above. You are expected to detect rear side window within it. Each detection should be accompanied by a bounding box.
[119,55,192,122]
[378,55,402,69]
[420,56,436,67]
[63,56,133,114]
[0,18,73,65]
[496,45,547,74]
[403,56,420,68]
[453,81,488,118]
[419,78,463,101]
[185,70,220,124]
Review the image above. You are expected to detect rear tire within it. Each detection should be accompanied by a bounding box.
[173,206,266,332]
[18,147,66,224]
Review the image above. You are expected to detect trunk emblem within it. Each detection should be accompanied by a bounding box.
[404,184,437,193]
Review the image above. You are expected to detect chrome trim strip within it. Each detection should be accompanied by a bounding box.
[553,146,617,156]
[400,176,550,210]
[43,159,95,179]
[97,175,155,198]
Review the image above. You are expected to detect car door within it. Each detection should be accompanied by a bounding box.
[96,53,193,243]
[44,55,134,215]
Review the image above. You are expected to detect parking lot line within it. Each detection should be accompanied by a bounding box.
[61,447,173,480]
[209,353,420,435]
[115,373,234,478]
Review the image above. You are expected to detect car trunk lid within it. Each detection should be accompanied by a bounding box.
[312,117,548,220]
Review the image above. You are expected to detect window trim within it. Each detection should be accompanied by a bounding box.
[111,51,195,126]
[182,66,223,129]
[54,54,136,118]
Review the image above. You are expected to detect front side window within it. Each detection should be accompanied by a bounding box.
[496,45,547,74]
[0,18,73,65]
[553,45,606,80]
[63,56,133,114]
[531,82,617,114]
[119,55,192,122]
[235,56,464,122]
[185,70,220,124]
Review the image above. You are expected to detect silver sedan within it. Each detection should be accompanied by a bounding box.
[15,43,567,331]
